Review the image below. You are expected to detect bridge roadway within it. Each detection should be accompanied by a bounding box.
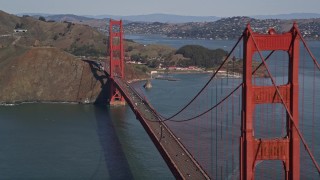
[112,77,210,179]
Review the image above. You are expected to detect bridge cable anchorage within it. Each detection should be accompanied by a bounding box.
[247,27,320,175]
[155,34,244,121]
[159,50,275,123]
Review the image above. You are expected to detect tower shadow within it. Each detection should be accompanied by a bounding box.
[84,60,110,105]
[84,60,133,179]
[92,106,133,180]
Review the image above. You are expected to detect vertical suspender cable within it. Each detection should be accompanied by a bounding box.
[312,61,316,153]
[215,83,218,179]
[211,82,214,176]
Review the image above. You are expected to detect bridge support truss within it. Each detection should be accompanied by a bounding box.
[241,24,300,179]
[109,20,125,106]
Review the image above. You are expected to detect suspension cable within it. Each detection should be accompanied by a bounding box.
[252,51,274,75]
[159,35,244,121]
[162,50,275,122]
[296,31,320,71]
[162,83,242,122]
[128,35,274,123]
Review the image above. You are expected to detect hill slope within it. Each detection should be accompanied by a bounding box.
[0,11,152,104]
[0,10,107,55]
[0,46,106,104]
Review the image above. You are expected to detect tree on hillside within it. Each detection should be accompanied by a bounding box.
[69,43,103,57]
[147,60,160,68]
[14,23,24,29]
[39,16,46,22]
[176,45,227,68]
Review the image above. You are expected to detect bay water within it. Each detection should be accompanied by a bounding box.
[0,35,319,179]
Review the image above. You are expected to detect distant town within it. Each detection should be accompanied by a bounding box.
[124,16,320,40]
[27,13,320,41]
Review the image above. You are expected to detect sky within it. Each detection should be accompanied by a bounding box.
[2,0,320,17]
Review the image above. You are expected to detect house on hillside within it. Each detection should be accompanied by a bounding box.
[14,29,27,33]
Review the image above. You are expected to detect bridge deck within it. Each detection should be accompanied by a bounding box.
[113,77,210,179]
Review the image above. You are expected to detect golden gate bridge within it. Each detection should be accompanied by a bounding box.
[102,19,320,179]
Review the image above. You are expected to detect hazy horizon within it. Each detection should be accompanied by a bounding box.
[2,0,320,17]
[12,12,320,18]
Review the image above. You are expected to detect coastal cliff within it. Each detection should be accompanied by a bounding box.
[0,46,106,104]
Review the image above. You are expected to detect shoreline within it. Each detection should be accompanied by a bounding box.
[0,100,89,106]
[0,72,243,106]
[128,70,212,84]
[129,70,243,85]
[127,78,149,83]
[155,70,211,74]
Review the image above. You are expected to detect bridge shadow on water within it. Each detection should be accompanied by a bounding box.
[85,60,134,179]
[93,106,134,180]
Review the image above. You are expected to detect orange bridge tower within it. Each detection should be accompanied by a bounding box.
[109,19,125,106]
[240,24,300,179]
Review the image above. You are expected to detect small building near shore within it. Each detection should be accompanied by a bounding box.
[168,66,177,70]
[14,29,27,33]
